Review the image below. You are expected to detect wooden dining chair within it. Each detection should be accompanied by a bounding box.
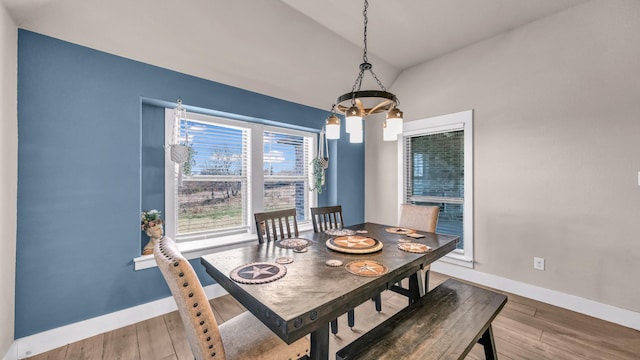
[254,208,299,244]
[154,236,310,360]
[398,203,440,294]
[310,205,343,232]
[310,206,355,334]
[310,205,383,334]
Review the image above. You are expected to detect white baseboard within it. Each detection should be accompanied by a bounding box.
[431,261,640,331]
[6,284,227,360]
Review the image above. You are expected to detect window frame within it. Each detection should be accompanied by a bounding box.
[164,109,317,243]
[397,110,474,268]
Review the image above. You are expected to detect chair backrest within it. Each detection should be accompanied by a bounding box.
[254,208,299,243]
[398,204,440,233]
[154,237,226,360]
[310,205,343,233]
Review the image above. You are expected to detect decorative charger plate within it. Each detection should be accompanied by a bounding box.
[275,238,311,249]
[398,242,432,254]
[345,260,389,277]
[326,235,383,254]
[230,262,287,284]
[324,228,357,236]
[385,227,416,235]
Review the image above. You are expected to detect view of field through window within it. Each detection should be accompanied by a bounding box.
[174,118,311,236]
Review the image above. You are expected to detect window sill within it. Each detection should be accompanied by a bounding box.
[134,222,314,271]
[438,251,474,268]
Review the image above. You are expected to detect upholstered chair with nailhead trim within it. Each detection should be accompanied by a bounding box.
[154,237,310,360]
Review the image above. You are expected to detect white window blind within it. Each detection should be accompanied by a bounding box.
[175,117,249,236]
[400,110,473,267]
[164,109,317,243]
[404,129,465,249]
[263,130,312,221]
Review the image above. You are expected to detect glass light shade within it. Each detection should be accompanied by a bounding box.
[349,129,363,143]
[385,107,403,140]
[345,106,363,134]
[325,114,341,140]
[383,120,397,141]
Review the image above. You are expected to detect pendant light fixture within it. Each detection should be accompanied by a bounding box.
[324,0,404,142]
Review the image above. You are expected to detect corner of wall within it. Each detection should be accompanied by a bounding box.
[0,1,18,358]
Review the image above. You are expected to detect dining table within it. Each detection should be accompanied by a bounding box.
[200,222,458,360]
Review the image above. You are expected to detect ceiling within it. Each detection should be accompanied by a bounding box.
[2,0,588,110]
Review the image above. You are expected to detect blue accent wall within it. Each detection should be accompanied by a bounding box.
[16,30,364,338]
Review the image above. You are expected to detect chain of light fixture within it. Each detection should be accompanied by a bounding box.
[325,0,404,143]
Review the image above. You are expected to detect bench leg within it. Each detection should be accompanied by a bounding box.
[478,325,498,360]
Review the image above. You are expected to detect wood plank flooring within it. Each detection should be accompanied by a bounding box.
[27,272,640,360]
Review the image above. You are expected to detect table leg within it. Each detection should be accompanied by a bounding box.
[408,273,421,304]
[310,322,330,360]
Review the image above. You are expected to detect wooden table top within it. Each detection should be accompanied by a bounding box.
[200,222,458,344]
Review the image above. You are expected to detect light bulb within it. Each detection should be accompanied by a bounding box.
[345,106,362,134]
[325,114,341,140]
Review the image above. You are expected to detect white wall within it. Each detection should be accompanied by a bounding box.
[0,1,17,357]
[367,0,640,314]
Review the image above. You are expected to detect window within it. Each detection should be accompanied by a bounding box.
[399,110,473,267]
[165,110,316,243]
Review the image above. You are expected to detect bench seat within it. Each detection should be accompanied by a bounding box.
[336,279,507,360]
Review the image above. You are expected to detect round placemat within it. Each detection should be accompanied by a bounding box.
[345,260,389,277]
[230,262,287,284]
[275,256,294,264]
[324,228,357,236]
[275,238,311,249]
[398,242,432,253]
[385,227,416,235]
[326,236,383,254]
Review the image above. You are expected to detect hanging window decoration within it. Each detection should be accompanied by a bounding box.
[170,98,190,186]
[310,129,329,193]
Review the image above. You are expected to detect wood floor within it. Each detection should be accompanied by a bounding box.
[28,272,640,360]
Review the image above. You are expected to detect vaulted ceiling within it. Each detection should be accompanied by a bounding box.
[2,0,587,110]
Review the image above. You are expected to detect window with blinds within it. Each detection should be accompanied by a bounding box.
[164,110,316,243]
[401,109,473,267]
[404,130,464,249]
[263,130,311,220]
[175,118,249,236]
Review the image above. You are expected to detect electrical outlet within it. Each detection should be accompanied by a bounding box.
[534,257,545,271]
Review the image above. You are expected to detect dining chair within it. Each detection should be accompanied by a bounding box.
[310,206,355,334]
[310,205,382,334]
[310,205,343,232]
[398,203,440,294]
[254,208,299,244]
[154,236,310,360]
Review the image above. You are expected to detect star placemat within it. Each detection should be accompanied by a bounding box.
[230,262,287,284]
[345,260,389,277]
[326,235,383,254]
[398,242,432,254]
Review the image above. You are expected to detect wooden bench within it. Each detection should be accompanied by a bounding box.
[336,279,507,360]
